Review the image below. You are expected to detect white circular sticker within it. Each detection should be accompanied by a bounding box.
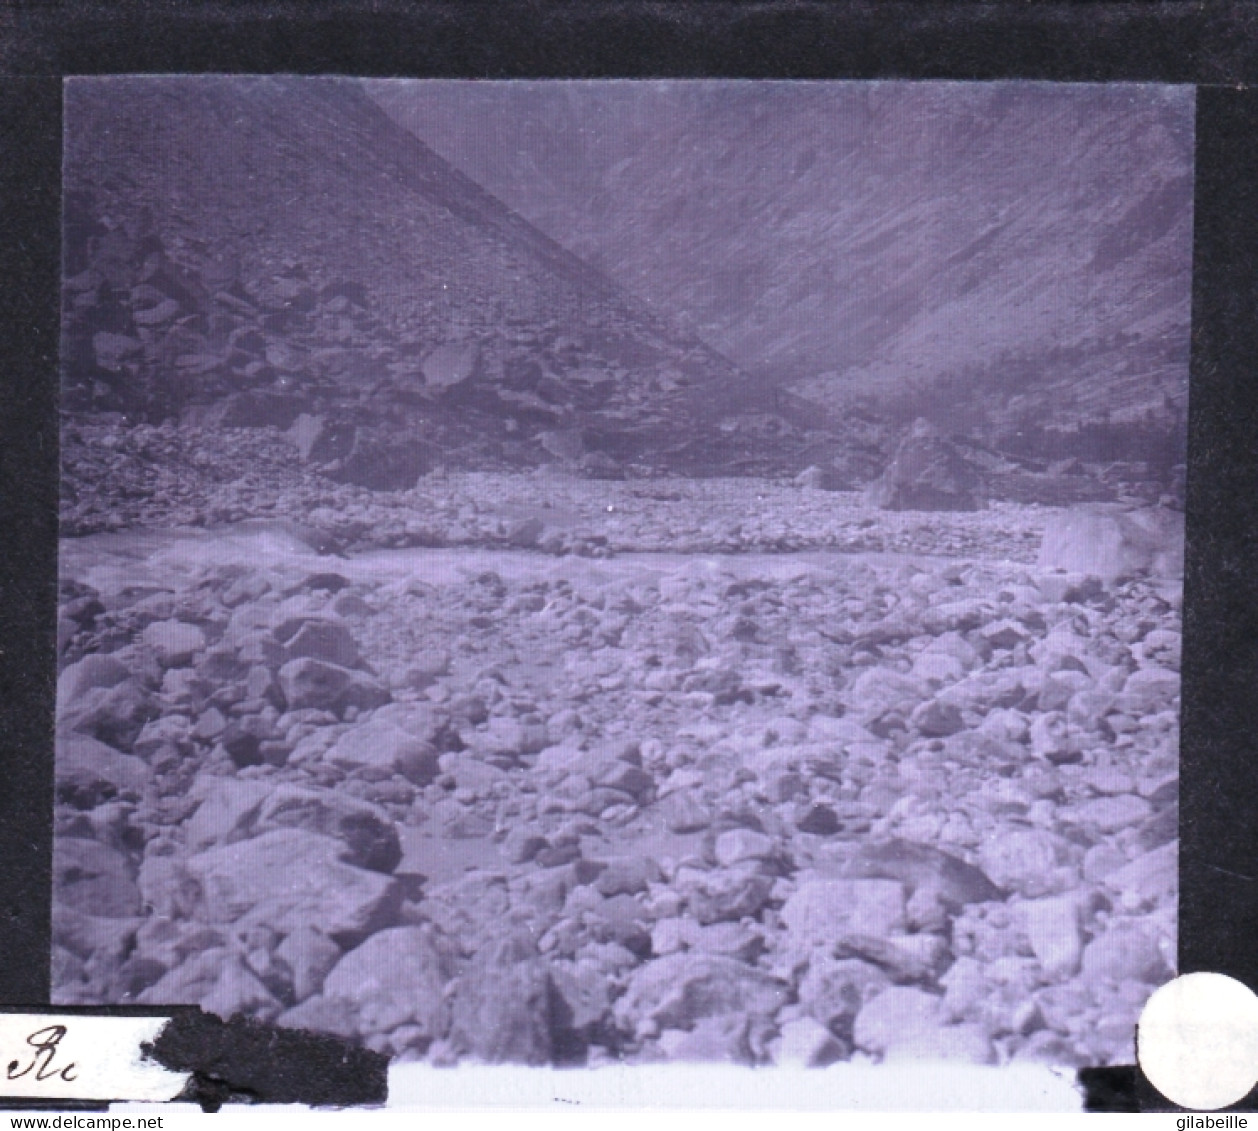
[1139,973,1258,1111]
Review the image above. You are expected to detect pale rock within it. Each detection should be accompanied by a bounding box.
[1038,507,1184,582]
[853,986,946,1054]
[911,652,965,686]
[132,714,193,759]
[278,658,389,714]
[1064,794,1153,833]
[184,828,400,945]
[977,829,1079,897]
[941,956,987,1019]
[58,678,157,753]
[615,953,790,1033]
[782,879,906,945]
[798,956,888,1032]
[256,785,402,873]
[684,870,775,925]
[657,1015,754,1063]
[202,955,284,1021]
[141,948,281,1022]
[328,719,440,786]
[1118,667,1180,714]
[1083,843,1129,884]
[775,1016,846,1067]
[1017,896,1083,978]
[847,669,930,721]
[275,994,362,1039]
[323,925,450,1037]
[184,779,272,850]
[52,905,141,965]
[140,620,206,667]
[57,654,131,706]
[1104,842,1177,906]
[449,933,555,1064]
[1080,923,1170,984]
[56,733,150,808]
[549,959,613,1037]
[274,926,342,1003]
[713,829,775,868]
[806,715,880,746]
[1028,712,1079,762]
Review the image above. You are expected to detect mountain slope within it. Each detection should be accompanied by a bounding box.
[62,76,761,474]
[370,81,1194,454]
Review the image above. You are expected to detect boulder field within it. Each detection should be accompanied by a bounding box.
[52,484,1180,1069]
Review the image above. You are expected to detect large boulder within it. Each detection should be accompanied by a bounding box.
[614,953,790,1035]
[322,926,452,1039]
[1038,506,1184,582]
[865,420,981,511]
[56,733,151,809]
[449,933,558,1064]
[183,829,402,946]
[421,342,480,391]
[185,780,401,874]
[277,658,389,714]
[53,838,141,918]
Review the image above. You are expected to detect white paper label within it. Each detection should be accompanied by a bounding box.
[0,1015,188,1101]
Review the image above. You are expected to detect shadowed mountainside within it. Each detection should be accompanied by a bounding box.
[62,76,777,478]
[371,81,1193,461]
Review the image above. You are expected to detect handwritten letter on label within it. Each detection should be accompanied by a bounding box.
[0,1015,187,1101]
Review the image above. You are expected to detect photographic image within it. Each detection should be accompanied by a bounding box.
[52,76,1190,1071]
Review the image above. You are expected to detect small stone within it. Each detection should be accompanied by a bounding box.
[142,949,281,1022]
[275,925,342,1003]
[798,955,888,1032]
[278,619,362,669]
[141,621,207,667]
[503,830,550,865]
[1017,896,1083,979]
[713,829,775,868]
[1065,794,1153,833]
[853,986,946,1054]
[775,1016,846,1067]
[53,838,140,918]
[1083,843,1129,884]
[980,620,1029,650]
[796,804,840,836]
[659,789,712,833]
[883,1022,996,1064]
[57,654,132,705]
[615,953,790,1034]
[910,700,964,737]
[977,829,1077,897]
[593,856,660,897]
[192,707,227,741]
[278,658,389,714]
[1104,842,1177,907]
[1118,667,1180,714]
[684,870,775,925]
[56,733,150,809]
[1080,923,1170,984]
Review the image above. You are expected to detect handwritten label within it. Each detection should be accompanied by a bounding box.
[0,1015,187,1101]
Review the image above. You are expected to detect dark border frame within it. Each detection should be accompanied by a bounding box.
[4,0,1258,1110]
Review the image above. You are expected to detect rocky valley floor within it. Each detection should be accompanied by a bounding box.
[51,478,1179,1071]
